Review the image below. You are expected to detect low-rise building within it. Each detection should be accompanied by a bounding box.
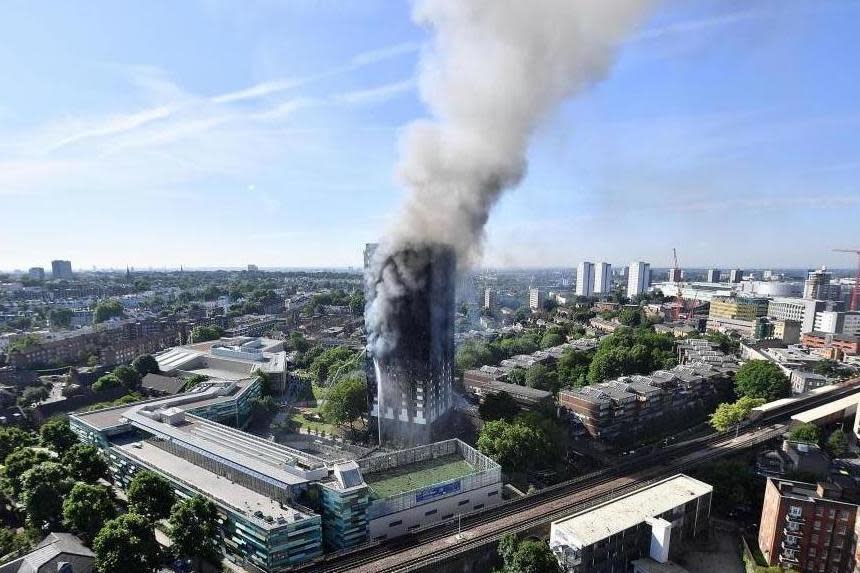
[791,370,830,394]
[802,332,860,357]
[0,532,94,573]
[550,475,712,573]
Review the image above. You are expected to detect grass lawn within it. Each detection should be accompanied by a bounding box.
[288,407,339,435]
[364,454,476,499]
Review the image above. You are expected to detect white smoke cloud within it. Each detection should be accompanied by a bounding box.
[367,0,653,357]
[388,0,654,263]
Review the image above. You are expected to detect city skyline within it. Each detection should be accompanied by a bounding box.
[2,0,859,270]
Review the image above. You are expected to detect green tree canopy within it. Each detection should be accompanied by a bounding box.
[48,307,73,328]
[168,495,222,571]
[191,325,224,342]
[540,332,564,349]
[20,461,74,529]
[734,360,790,401]
[524,363,557,392]
[309,346,358,385]
[478,392,520,422]
[789,423,821,445]
[93,513,161,573]
[587,328,676,384]
[63,443,109,483]
[92,374,122,392]
[0,427,34,461]
[39,417,78,453]
[477,413,563,474]
[709,396,765,432]
[132,354,160,377]
[497,534,561,573]
[92,299,124,324]
[127,470,176,521]
[826,429,849,458]
[3,447,51,494]
[288,331,310,353]
[111,365,141,389]
[62,483,117,541]
[320,375,368,433]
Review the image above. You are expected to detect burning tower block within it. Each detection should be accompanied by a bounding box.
[366,244,456,448]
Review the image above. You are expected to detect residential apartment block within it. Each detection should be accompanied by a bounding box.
[576,262,595,297]
[627,262,651,298]
[558,341,737,441]
[594,262,612,295]
[758,478,857,572]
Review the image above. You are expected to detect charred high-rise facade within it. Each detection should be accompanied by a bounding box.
[365,243,456,448]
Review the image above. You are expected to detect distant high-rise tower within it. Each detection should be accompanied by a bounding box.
[627,261,650,297]
[51,260,73,280]
[707,269,721,283]
[729,269,743,283]
[668,268,682,283]
[804,267,841,301]
[483,288,498,311]
[576,262,595,297]
[594,262,612,295]
[28,267,44,281]
[529,288,545,310]
[247,264,259,272]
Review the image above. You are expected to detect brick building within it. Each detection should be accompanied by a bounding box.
[758,478,857,571]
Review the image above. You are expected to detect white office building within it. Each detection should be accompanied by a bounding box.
[627,262,651,298]
[707,269,721,283]
[576,262,595,297]
[594,263,612,296]
[814,311,860,337]
[768,298,841,334]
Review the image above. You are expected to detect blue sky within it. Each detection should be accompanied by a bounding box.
[1,0,858,271]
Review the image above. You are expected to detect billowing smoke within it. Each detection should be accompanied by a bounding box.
[367,0,652,358]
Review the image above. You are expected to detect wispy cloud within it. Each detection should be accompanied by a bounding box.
[631,10,765,42]
[212,41,419,104]
[335,79,414,105]
[47,105,175,151]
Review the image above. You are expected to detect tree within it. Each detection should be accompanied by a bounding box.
[3,447,51,494]
[111,365,141,389]
[734,360,790,401]
[288,331,310,353]
[132,354,160,377]
[92,374,122,392]
[255,370,273,397]
[539,332,564,349]
[63,443,109,483]
[789,423,821,445]
[618,308,643,327]
[826,429,849,458]
[127,470,176,521]
[168,495,222,571]
[20,461,74,529]
[18,385,49,406]
[478,392,520,422]
[320,375,368,434]
[507,367,527,386]
[48,307,73,328]
[62,483,117,541]
[191,325,224,342]
[524,363,557,392]
[541,298,558,313]
[497,534,561,573]
[477,414,560,474]
[93,513,161,573]
[92,299,124,323]
[709,396,765,432]
[39,417,78,453]
[0,427,34,461]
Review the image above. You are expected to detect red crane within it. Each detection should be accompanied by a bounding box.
[834,248,860,311]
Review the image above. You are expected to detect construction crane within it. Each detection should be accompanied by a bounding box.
[670,248,683,321]
[834,248,860,311]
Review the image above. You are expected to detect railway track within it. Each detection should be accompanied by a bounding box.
[293,380,860,573]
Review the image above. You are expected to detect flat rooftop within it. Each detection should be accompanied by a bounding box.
[116,440,311,528]
[551,474,712,548]
[73,378,255,431]
[364,454,475,499]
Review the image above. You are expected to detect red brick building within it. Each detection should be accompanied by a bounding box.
[759,478,857,572]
